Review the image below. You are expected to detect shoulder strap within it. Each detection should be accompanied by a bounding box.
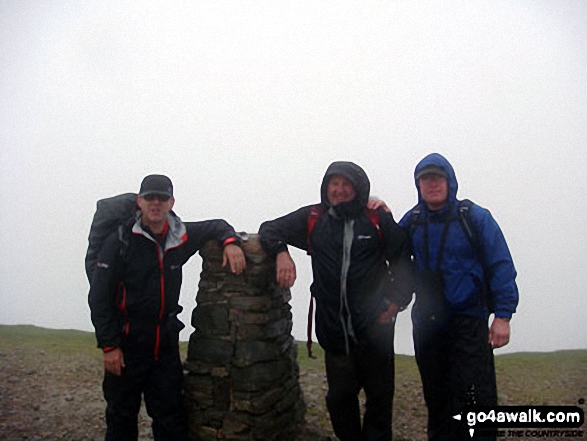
[408,204,424,237]
[117,220,133,263]
[457,199,494,312]
[365,208,383,245]
[457,199,476,246]
[307,206,384,246]
[408,203,453,270]
[86,193,137,282]
[306,204,324,358]
[307,205,325,254]
[406,204,425,261]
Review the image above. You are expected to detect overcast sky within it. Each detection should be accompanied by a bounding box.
[1,1,586,355]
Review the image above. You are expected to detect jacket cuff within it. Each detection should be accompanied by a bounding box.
[102,346,117,353]
[495,314,513,321]
[223,237,238,247]
[494,308,514,320]
[273,243,289,256]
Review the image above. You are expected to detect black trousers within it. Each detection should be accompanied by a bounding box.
[413,314,497,441]
[102,348,188,441]
[324,323,395,441]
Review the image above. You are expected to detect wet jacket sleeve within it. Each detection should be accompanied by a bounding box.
[88,232,124,350]
[184,219,240,253]
[472,206,519,319]
[258,206,313,256]
[379,208,413,309]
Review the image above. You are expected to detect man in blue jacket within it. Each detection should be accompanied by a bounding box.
[399,153,519,440]
[89,174,246,441]
[259,161,412,441]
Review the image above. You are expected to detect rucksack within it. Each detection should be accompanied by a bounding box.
[85,193,138,283]
[409,199,494,311]
[304,205,384,358]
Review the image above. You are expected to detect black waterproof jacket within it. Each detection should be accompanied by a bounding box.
[259,162,412,354]
[88,212,238,360]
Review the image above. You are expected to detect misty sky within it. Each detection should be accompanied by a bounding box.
[1,1,586,355]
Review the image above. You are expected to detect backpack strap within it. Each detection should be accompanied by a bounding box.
[457,199,494,312]
[457,199,476,246]
[365,208,383,246]
[86,193,138,282]
[306,205,324,358]
[307,206,383,251]
[306,205,325,255]
[117,218,134,264]
[409,204,424,234]
[406,203,425,257]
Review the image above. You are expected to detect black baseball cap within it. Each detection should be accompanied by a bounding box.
[139,174,173,198]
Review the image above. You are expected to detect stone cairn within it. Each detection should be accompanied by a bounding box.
[184,234,306,441]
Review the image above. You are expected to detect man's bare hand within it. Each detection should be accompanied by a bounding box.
[367,197,392,214]
[222,243,246,275]
[103,348,125,376]
[489,317,511,349]
[276,251,296,288]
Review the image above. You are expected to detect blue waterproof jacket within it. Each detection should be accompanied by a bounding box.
[399,153,519,323]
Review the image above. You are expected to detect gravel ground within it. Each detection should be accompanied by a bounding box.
[0,345,426,441]
[0,338,585,440]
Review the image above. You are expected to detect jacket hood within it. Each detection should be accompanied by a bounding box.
[320,161,370,209]
[414,153,458,206]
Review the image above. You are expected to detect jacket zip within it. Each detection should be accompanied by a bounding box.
[154,243,165,362]
[153,235,188,361]
[340,218,356,354]
[151,232,187,361]
[131,218,188,362]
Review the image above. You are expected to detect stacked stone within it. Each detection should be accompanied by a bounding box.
[184,233,305,441]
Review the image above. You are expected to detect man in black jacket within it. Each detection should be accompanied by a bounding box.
[89,174,245,441]
[259,162,412,441]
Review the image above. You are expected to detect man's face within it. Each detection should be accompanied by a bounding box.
[137,194,174,230]
[419,173,448,210]
[327,175,357,206]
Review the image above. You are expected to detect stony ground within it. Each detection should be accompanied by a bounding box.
[0,327,585,440]
[0,339,427,440]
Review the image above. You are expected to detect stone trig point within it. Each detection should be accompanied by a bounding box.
[183,234,306,440]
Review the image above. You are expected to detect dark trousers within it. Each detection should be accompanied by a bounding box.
[324,323,395,441]
[102,348,188,441]
[413,314,497,441]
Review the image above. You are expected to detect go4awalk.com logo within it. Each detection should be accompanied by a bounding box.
[453,405,585,438]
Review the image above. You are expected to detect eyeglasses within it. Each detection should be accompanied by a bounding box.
[142,194,171,202]
[419,174,446,184]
